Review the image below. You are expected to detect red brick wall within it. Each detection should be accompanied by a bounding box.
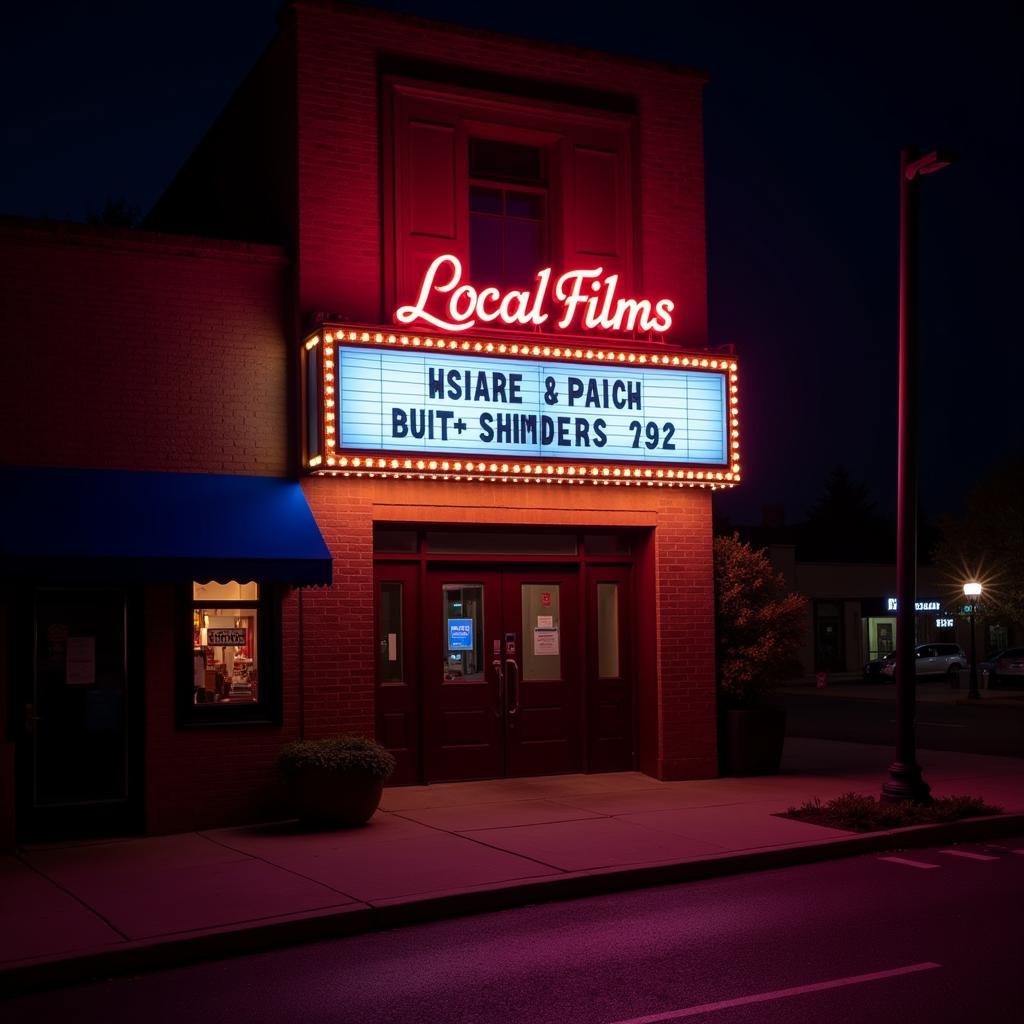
[652,495,718,778]
[143,585,306,834]
[0,219,289,475]
[293,1,709,348]
[295,480,375,738]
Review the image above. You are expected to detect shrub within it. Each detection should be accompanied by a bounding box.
[714,534,806,706]
[279,735,396,781]
[783,791,1002,832]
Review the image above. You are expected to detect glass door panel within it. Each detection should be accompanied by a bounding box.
[443,584,485,681]
[586,567,633,772]
[374,564,420,785]
[521,583,561,681]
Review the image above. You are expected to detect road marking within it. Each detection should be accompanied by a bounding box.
[877,856,941,869]
[607,963,942,1024]
[939,850,999,861]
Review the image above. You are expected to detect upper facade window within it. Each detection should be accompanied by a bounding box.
[468,138,548,290]
[385,78,637,337]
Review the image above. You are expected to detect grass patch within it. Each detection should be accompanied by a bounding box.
[783,792,1003,832]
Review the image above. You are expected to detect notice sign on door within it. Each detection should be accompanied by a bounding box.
[533,627,559,656]
[207,628,247,647]
[66,637,96,686]
[448,618,474,650]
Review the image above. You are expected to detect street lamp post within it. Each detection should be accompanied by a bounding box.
[882,147,953,805]
[964,581,983,700]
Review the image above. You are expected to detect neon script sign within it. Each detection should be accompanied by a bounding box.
[395,255,675,335]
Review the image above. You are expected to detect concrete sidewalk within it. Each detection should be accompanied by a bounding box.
[3,737,1023,994]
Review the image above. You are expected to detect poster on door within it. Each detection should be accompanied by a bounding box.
[533,627,559,656]
[448,618,474,650]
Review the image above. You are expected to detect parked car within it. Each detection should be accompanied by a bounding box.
[979,648,1024,688]
[880,643,967,679]
[863,652,896,679]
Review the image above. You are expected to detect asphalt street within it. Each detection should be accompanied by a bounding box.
[777,692,1024,757]
[4,838,1022,1023]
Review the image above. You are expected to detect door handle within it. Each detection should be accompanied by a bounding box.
[506,658,520,716]
[492,659,505,717]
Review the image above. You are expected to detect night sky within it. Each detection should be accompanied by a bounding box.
[3,1,1020,526]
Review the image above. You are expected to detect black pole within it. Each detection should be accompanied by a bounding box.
[968,606,980,700]
[883,147,931,804]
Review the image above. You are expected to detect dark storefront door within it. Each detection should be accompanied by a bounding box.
[814,601,845,673]
[20,590,140,838]
[424,568,581,782]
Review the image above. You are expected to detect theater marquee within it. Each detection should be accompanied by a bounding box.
[305,328,741,488]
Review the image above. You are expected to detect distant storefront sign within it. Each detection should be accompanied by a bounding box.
[886,598,941,612]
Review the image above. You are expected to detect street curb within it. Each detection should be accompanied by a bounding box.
[780,690,1024,707]
[3,812,1023,998]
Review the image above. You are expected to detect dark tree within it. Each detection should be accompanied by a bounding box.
[86,196,139,228]
[714,534,806,706]
[800,465,894,562]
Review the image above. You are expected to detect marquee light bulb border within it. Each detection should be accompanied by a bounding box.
[304,326,741,489]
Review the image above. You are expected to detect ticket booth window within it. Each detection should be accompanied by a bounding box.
[192,582,260,705]
[181,581,280,726]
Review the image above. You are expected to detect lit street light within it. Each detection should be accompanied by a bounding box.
[882,147,954,805]
[963,581,983,700]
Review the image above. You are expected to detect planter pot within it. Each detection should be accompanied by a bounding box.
[287,768,384,828]
[718,705,787,776]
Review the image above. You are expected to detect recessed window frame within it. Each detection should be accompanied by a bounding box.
[384,75,639,326]
[177,581,283,728]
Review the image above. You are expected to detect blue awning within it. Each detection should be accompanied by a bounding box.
[0,467,332,586]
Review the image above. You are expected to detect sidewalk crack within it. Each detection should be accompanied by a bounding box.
[388,812,567,873]
[15,852,130,942]
[197,831,361,903]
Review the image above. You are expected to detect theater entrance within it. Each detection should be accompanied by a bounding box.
[374,530,634,785]
[426,568,579,781]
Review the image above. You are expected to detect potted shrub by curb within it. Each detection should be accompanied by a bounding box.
[279,735,396,828]
[714,535,806,776]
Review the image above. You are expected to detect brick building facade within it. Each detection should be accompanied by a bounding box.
[0,2,739,847]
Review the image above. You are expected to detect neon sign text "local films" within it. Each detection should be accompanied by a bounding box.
[395,255,675,335]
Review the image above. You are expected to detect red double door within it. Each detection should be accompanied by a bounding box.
[425,568,579,782]
[376,561,632,784]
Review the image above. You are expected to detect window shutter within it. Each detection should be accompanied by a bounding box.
[390,88,469,313]
[562,123,633,287]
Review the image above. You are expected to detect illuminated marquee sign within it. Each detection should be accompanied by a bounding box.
[306,328,741,488]
[341,350,725,463]
[395,255,674,336]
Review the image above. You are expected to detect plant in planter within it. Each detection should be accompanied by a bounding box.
[714,535,806,776]
[279,735,396,828]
